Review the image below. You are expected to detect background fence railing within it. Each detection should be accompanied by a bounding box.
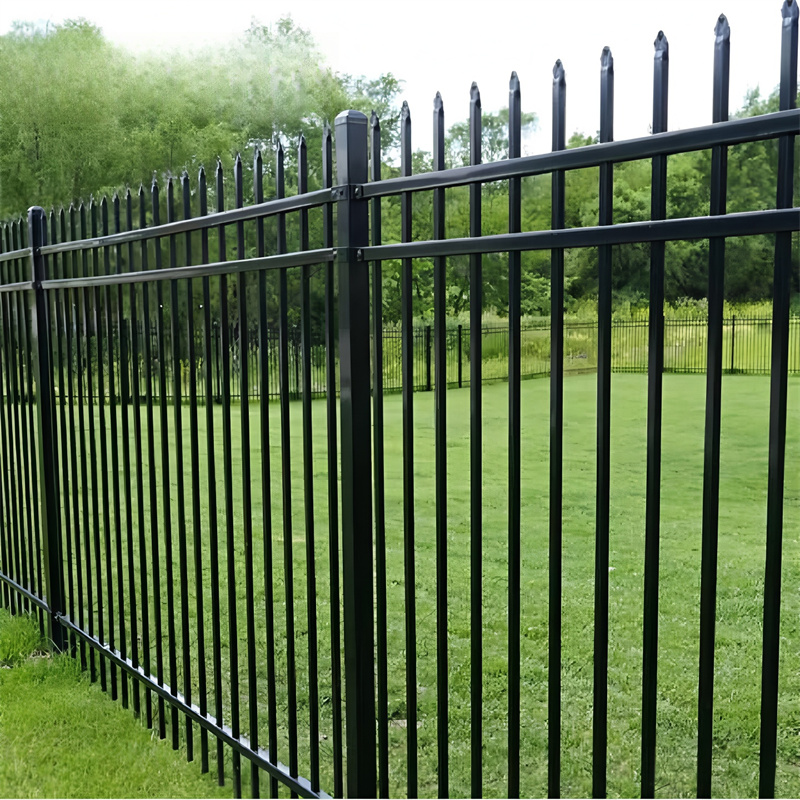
[0,4,797,800]
[34,315,800,404]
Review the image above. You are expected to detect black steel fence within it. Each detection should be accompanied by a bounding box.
[0,4,798,800]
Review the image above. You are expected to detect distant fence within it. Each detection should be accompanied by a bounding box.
[46,315,800,403]
[0,5,797,800]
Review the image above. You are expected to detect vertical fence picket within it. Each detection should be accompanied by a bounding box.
[102,197,125,705]
[697,17,730,798]
[183,169,209,774]
[253,147,280,799]
[9,224,29,614]
[67,204,87,674]
[298,135,321,795]
[82,200,106,690]
[0,227,19,617]
[9,224,29,617]
[641,30,669,800]
[593,46,614,800]
[28,207,65,651]
[370,110,390,800]
[469,82,483,800]
[507,71,522,800]
[217,159,243,798]
[93,199,116,700]
[234,154,259,799]
[152,179,176,744]
[87,200,108,693]
[399,99,419,800]
[0,226,12,614]
[114,192,140,718]
[433,90,449,800]
[549,58,566,800]
[759,2,798,797]
[77,202,99,685]
[276,140,300,793]
[168,176,191,752]
[126,188,152,725]
[139,184,167,739]
[20,218,44,633]
[205,163,226,785]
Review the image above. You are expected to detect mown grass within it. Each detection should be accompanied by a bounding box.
[0,608,229,798]
[15,371,799,798]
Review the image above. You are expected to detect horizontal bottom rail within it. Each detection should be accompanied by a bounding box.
[33,612,331,800]
[0,570,50,613]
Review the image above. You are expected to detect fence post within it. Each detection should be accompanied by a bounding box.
[28,206,65,651]
[425,324,432,391]
[335,109,376,798]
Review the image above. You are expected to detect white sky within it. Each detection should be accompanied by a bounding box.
[1,0,791,155]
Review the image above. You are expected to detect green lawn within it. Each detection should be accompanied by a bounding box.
[19,372,800,797]
[0,609,229,798]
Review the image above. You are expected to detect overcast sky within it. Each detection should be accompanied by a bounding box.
[1,0,791,155]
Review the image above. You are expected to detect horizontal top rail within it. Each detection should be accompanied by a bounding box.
[0,280,34,293]
[39,247,334,290]
[361,110,800,197]
[0,247,32,265]
[361,207,799,261]
[37,187,332,257]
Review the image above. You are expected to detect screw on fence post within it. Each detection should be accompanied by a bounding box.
[426,325,432,391]
[335,109,376,799]
[28,206,66,651]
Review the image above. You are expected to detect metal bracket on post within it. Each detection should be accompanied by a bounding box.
[334,110,376,799]
[28,206,66,651]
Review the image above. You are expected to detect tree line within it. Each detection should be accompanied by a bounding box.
[0,17,796,333]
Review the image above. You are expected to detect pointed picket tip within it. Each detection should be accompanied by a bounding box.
[654,30,669,55]
[509,71,520,92]
[253,144,262,160]
[470,81,480,102]
[553,59,565,82]
[198,164,206,182]
[783,0,799,21]
[714,14,730,40]
[299,133,307,149]
[138,183,145,197]
[181,169,190,181]
[601,46,613,69]
[370,109,380,129]
[276,137,284,155]
[433,92,443,112]
[323,122,332,139]
[401,100,410,121]
[215,157,223,175]
[100,196,107,209]
[125,186,132,199]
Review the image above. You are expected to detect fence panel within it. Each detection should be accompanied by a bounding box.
[0,5,797,800]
